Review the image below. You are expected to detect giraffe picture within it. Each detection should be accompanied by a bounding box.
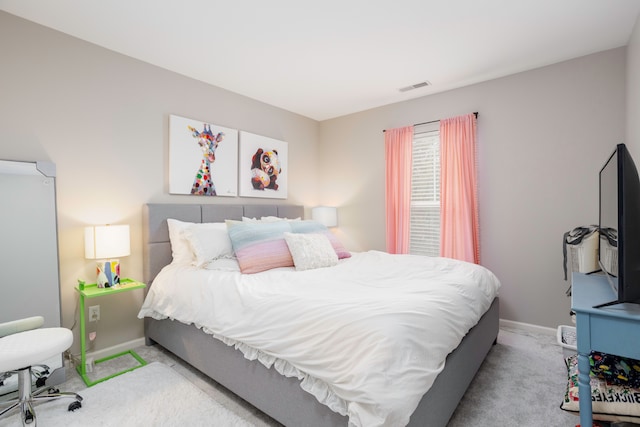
[169,115,238,196]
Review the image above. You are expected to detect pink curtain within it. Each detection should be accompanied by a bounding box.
[384,126,414,254]
[440,114,479,263]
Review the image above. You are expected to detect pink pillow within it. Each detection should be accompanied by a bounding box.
[226,221,294,274]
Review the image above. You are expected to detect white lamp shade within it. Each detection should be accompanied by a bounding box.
[312,206,338,227]
[84,225,131,259]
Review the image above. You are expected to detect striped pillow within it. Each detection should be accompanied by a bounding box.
[226,220,294,274]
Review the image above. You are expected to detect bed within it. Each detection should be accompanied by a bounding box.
[140,203,500,427]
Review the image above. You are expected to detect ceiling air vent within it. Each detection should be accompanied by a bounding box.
[399,81,431,92]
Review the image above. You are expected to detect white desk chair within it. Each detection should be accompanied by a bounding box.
[0,316,82,425]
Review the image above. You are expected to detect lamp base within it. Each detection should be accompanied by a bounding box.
[96,259,121,288]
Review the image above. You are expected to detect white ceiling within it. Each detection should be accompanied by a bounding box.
[2,0,640,121]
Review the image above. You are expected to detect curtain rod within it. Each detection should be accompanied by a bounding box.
[383,112,478,132]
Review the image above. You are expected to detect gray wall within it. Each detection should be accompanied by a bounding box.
[319,48,627,328]
[628,13,640,157]
[0,11,320,354]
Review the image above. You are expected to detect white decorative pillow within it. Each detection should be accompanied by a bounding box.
[289,220,351,259]
[182,222,234,267]
[284,232,339,271]
[166,219,196,264]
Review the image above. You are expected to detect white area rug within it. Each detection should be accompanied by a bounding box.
[0,362,254,426]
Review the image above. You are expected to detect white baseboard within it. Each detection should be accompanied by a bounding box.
[499,318,556,336]
[86,337,146,361]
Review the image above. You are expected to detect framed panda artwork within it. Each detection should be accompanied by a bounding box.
[238,131,288,199]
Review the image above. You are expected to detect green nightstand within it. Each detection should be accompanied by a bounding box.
[74,278,147,386]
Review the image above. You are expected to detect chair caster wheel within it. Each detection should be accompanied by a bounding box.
[47,387,59,394]
[68,400,82,412]
[36,377,47,387]
[24,409,34,424]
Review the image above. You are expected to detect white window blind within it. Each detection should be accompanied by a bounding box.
[410,128,440,256]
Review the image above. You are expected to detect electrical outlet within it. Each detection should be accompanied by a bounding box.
[89,305,100,322]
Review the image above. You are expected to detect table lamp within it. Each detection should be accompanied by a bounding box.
[312,206,338,228]
[84,224,130,288]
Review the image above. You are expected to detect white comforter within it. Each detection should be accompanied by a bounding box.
[138,250,500,427]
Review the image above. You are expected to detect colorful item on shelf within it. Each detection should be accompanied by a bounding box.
[590,351,640,388]
[96,260,120,288]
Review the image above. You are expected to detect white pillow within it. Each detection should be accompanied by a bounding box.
[167,219,196,264]
[283,232,339,271]
[182,222,234,267]
[271,216,301,221]
[242,216,301,223]
[241,216,260,222]
[242,216,282,223]
[204,258,241,272]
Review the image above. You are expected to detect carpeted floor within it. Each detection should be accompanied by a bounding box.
[6,326,638,426]
[448,326,578,426]
[0,362,253,426]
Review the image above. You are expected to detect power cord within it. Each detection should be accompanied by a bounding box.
[65,287,99,369]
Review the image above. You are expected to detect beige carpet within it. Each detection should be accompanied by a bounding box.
[0,362,254,427]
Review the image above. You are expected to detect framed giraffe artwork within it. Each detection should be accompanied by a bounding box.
[238,131,288,199]
[169,114,238,197]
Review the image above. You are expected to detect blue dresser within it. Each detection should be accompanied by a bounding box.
[571,272,640,426]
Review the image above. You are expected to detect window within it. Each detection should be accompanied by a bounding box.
[409,126,440,256]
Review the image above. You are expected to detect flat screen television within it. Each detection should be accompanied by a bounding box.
[597,143,640,308]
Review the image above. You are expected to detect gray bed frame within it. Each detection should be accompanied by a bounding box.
[142,203,499,427]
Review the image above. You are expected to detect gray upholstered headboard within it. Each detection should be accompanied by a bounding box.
[143,203,304,285]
